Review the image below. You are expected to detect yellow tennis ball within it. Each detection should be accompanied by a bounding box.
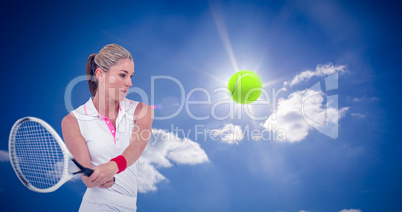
[227,70,262,104]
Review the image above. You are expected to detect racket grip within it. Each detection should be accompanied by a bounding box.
[72,159,94,177]
[81,168,94,177]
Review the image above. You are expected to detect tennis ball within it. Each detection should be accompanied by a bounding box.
[228,70,262,104]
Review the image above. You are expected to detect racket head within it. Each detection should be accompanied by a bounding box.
[9,117,73,193]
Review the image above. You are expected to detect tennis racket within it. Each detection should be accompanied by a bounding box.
[9,117,94,193]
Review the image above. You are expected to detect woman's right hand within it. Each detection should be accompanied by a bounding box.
[82,173,115,188]
[81,175,101,188]
[82,161,118,188]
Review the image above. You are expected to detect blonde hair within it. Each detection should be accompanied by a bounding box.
[86,44,133,96]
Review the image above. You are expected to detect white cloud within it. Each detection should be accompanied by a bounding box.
[353,96,379,103]
[261,89,349,142]
[136,129,209,193]
[210,124,244,145]
[0,150,9,162]
[136,158,166,193]
[284,63,346,88]
[339,209,362,212]
[351,113,365,118]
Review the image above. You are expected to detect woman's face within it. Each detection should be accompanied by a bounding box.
[103,59,134,102]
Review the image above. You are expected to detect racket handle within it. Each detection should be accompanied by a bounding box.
[81,167,94,177]
[72,159,94,177]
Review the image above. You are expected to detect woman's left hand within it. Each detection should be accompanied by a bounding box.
[99,178,115,188]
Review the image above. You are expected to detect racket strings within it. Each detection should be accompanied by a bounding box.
[14,121,65,189]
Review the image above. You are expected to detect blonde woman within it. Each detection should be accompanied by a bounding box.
[62,44,153,211]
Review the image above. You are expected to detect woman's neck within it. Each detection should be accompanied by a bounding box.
[92,93,119,119]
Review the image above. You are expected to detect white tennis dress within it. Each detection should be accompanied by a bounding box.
[72,98,139,212]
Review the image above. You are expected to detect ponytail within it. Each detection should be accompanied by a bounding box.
[86,53,98,96]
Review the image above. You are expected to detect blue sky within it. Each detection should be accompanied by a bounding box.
[0,0,401,211]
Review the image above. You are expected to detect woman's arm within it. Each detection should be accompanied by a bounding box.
[122,102,154,166]
[61,113,114,188]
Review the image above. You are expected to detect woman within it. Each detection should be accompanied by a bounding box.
[61,44,153,211]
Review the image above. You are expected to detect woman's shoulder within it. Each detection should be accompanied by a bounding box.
[122,98,153,119]
[123,99,152,112]
[61,100,90,129]
[135,102,151,109]
[61,112,79,131]
[132,102,154,121]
